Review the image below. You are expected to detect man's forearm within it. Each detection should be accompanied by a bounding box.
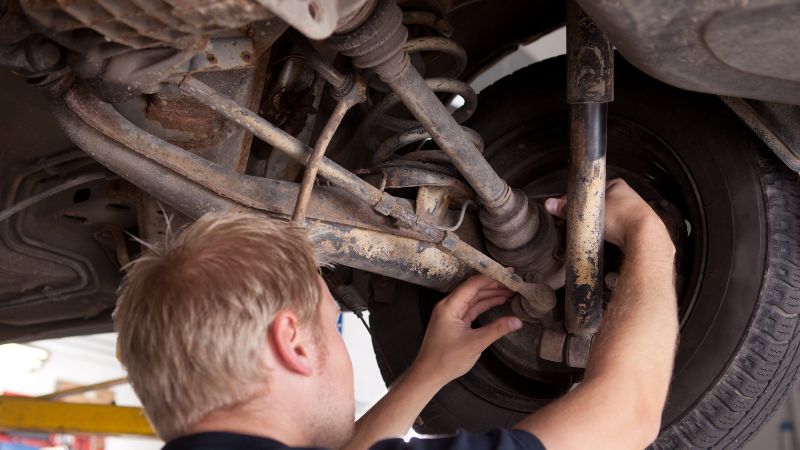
[342,365,444,450]
[517,217,678,449]
[585,221,678,406]
[343,275,521,450]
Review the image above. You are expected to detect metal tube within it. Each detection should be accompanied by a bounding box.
[564,102,607,335]
[291,35,349,90]
[563,0,614,366]
[293,99,352,223]
[293,74,367,223]
[0,172,106,223]
[60,87,411,235]
[178,76,385,208]
[52,98,471,292]
[385,57,508,208]
[327,0,508,209]
[441,232,556,317]
[178,76,443,240]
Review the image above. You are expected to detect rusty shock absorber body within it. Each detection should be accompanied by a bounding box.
[564,0,614,368]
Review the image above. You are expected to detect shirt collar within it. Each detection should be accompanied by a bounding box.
[162,431,325,450]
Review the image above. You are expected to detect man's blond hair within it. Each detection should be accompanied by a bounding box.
[114,212,324,440]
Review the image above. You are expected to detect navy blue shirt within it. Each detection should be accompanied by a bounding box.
[162,430,545,450]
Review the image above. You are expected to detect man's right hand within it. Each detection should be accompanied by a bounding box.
[518,177,678,450]
[412,275,522,388]
[544,178,673,252]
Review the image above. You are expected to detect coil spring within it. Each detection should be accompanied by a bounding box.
[361,12,484,175]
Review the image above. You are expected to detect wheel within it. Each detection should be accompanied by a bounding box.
[368,55,800,448]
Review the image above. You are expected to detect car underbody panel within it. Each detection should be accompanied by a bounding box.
[576,0,800,106]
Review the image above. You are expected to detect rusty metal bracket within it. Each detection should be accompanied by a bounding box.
[560,0,614,368]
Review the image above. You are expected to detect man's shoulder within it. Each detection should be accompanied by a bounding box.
[369,428,545,450]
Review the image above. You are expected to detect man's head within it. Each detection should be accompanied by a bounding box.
[114,213,354,446]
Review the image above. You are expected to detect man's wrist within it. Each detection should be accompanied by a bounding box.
[624,213,675,257]
[406,359,449,393]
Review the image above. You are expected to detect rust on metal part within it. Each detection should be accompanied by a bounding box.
[61,69,559,313]
[292,74,366,223]
[564,0,613,363]
[178,62,558,310]
[328,0,561,314]
[56,90,473,294]
[144,94,221,143]
[292,99,352,223]
[311,221,469,291]
[565,152,606,330]
[440,231,556,318]
[63,83,403,235]
[415,186,451,226]
[566,0,614,104]
[539,328,568,363]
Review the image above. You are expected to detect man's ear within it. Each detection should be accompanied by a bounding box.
[269,310,314,376]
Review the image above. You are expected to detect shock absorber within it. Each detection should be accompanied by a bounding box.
[328,0,563,293]
[562,0,614,368]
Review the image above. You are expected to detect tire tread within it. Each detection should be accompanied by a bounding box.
[656,157,800,449]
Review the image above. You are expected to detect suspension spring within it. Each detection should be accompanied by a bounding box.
[358,12,482,224]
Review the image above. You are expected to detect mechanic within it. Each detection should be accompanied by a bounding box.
[113,178,677,450]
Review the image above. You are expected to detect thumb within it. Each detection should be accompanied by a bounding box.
[545,197,566,218]
[474,316,524,349]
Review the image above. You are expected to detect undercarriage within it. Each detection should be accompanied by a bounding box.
[2,0,800,447]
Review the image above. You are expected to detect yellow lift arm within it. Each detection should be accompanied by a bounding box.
[0,395,155,437]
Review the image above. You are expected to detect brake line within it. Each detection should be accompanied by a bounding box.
[0,172,106,223]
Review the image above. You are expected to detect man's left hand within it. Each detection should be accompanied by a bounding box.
[411,275,523,387]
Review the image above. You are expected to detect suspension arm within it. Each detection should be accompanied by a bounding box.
[178,77,554,313]
[59,77,555,314]
[326,0,506,208]
[54,93,470,291]
[326,0,564,289]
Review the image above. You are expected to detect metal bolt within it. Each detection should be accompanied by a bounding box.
[240,51,252,63]
[566,334,592,368]
[539,328,567,363]
[206,53,218,64]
